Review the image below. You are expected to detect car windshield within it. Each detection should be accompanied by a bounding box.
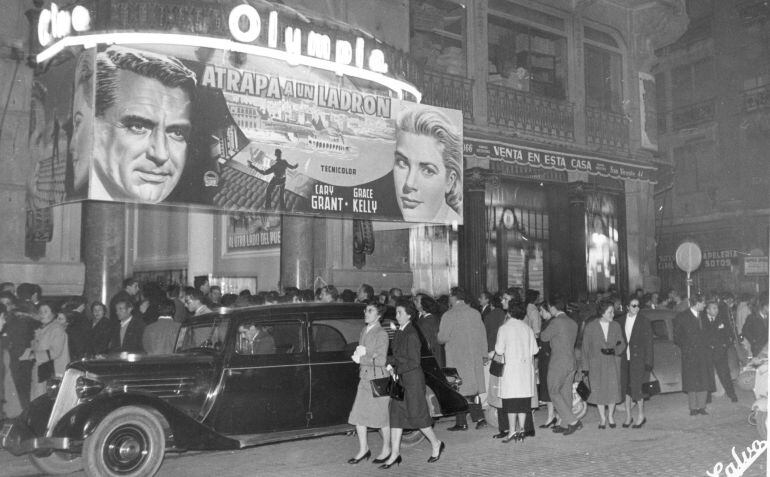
[175,318,230,353]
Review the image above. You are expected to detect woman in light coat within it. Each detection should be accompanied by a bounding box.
[581,301,626,428]
[492,305,539,442]
[31,302,70,399]
[347,303,391,464]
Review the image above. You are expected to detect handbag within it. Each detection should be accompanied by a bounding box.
[575,372,591,401]
[642,371,661,397]
[369,363,393,398]
[37,350,54,383]
[489,353,505,377]
[389,376,405,401]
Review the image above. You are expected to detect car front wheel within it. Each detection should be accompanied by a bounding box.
[82,406,166,477]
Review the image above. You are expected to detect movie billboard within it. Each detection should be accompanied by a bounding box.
[50,43,463,225]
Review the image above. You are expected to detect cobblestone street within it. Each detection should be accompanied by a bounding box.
[2,387,766,477]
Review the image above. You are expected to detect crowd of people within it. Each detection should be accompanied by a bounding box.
[0,275,767,467]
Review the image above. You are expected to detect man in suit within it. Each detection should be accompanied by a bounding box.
[109,278,140,321]
[0,292,37,409]
[142,300,181,355]
[184,288,212,317]
[540,297,582,436]
[238,324,276,355]
[742,292,768,357]
[702,299,738,402]
[109,298,145,354]
[674,294,714,415]
[479,291,493,320]
[617,298,654,427]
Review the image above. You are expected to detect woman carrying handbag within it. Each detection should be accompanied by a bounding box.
[347,303,391,464]
[379,300,445,469]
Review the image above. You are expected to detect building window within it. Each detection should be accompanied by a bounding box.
[671,58,714,109]
[410,0,466,76]
[584,45,623,113]
[487,16,567,99]
[674,141,716,194]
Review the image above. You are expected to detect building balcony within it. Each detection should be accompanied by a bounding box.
[669,99,716,131]
[406,68,474,121]
[743,84,770,112]
[585,107,630,152]
[486,83,575,141]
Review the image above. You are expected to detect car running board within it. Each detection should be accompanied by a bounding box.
[229,424,353,448]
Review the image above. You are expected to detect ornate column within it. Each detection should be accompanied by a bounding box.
[280,215,315,290]
[82,201,126,305]
[459,169,487,297]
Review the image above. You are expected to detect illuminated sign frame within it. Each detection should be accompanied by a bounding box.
[36,3,421,102]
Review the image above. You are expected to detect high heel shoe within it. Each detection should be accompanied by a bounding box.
[608,422,616,429]
[598,423,606,430]
[621,418,634,428]
[539,417,557,429]
[631,417,646,429]
[347,450,371,464]
[427,441,445,463]
[378,455,402,469]
[502,432,524,443]
[372,454,390,464]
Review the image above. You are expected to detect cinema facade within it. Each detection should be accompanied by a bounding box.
[0,0,689,302]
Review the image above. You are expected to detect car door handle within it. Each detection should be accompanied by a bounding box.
[228,369,244,376]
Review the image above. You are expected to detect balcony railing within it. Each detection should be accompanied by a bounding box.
[406,69,474,121]
[487,84,575,140]
[744,84,770,112]
[585,107,629,151]
[670,99,716,130]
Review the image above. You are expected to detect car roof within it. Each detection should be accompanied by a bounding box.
[186,302,372,323]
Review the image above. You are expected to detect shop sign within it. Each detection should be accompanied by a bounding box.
[658,249,739,271]
[464,139,655,182]
[27,43,463,225]
[744,256,769,276]
[37,2,91,47]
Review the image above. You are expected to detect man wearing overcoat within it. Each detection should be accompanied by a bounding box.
[673,294,714,415]
[438,287,488,430]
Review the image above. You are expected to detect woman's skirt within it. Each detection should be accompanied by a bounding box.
[348,378,390,428]
[537,355,551,402]
[389,369,433,429]
[501,397,531,414]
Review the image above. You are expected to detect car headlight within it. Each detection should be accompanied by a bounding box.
[75,376,104,399]
[45,378,62,399]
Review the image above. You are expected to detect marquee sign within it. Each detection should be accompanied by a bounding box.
[34,1,418,101]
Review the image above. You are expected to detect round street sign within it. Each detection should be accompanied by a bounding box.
[675,241,702,273]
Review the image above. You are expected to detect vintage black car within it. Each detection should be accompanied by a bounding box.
[0,303,467,476]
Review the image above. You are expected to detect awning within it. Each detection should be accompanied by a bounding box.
[464,137,656,183]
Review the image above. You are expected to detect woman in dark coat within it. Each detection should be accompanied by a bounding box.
[617,298,654,427]
[537,301,557,428]
[380,300,445,469]
[581,301,625,429]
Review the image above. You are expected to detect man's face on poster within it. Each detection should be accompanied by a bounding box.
[393,132,456,222]
[95,69,191,203]
[70,81,92,193]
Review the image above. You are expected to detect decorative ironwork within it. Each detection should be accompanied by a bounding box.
[670,98,715,130]
[744,84,770,112]
[487,83,575,140]
[585,106,629,151]
[406,68,474,120]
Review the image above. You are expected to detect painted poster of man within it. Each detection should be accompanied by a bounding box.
[90,46,197,203]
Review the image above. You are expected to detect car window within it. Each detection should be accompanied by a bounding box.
[176,318,230,352]
[236,321,303,355]
[311,319,362,354]
[651,320,669,340]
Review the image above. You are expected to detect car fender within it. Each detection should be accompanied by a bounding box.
[51,391,240,451]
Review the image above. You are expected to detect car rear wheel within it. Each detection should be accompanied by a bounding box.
[30,451,83,475]
[82,406,166,477]
[400,429,425,447]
